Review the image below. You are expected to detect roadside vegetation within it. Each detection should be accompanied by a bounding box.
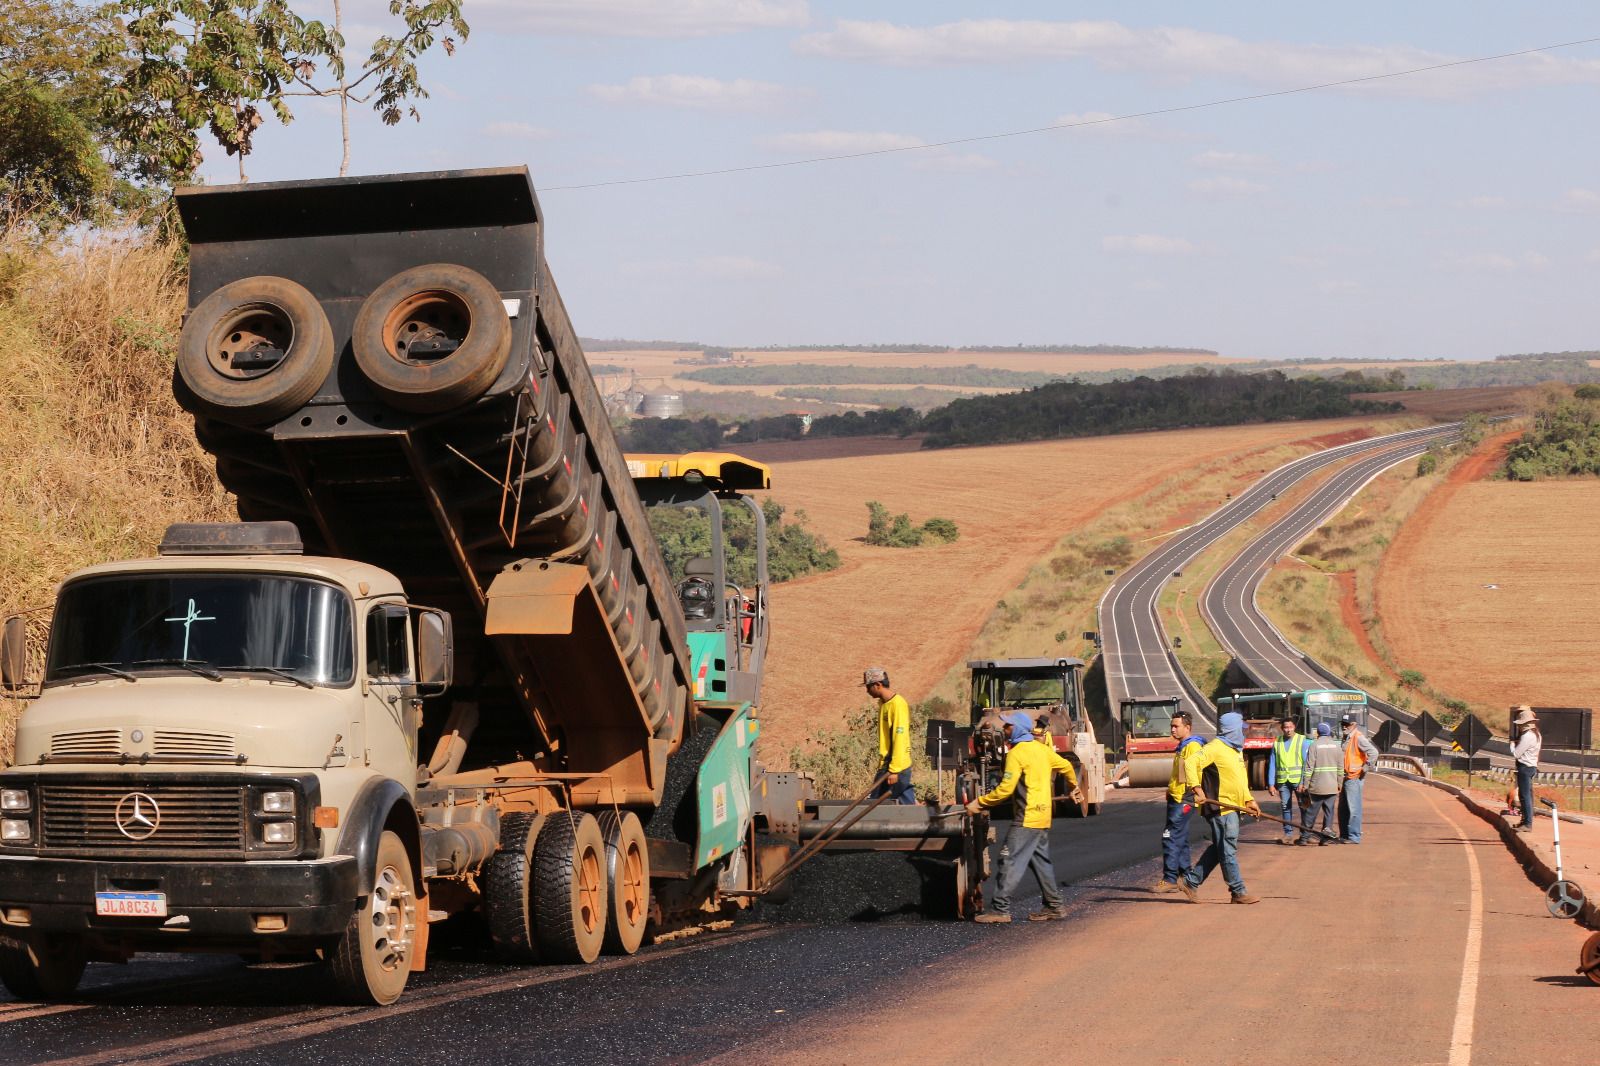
[648,499,840,586]
[1503,388,1600,479]
[791,695,961,799]
[864,503,959,548]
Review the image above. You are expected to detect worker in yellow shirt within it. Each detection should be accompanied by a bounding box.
[1178,711,1262,905]
[864,666,915,804]
[966,712,1083,923]
[1152,709,1206,893]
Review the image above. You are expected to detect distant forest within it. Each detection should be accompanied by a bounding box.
[618,369,1404,451]
[580,337,1214,356]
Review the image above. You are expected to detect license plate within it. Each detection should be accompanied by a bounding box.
[95,891,167,918]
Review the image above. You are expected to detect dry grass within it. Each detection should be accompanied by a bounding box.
[0,226,233,762]
[1375,473,1600,734]
[756,417,1418,756]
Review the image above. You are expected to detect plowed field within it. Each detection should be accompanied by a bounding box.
[1376,445,1600,725]
[759,417,1408,755]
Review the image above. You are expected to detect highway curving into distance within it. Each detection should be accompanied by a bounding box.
[1097,421,1460,728]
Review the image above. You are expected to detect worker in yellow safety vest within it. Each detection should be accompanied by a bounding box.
[863,666,916,804]
[967,712,1083,923]
[1268,717,1313,845]
[1153,710,1205,893]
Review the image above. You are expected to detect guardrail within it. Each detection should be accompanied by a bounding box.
[1377,753,1431,777]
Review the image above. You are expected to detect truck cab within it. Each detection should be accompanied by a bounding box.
[0,521,451,1003]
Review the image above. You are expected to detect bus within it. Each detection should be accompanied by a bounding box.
[1293,688,1370,737]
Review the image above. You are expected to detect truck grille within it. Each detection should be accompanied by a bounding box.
[152,731,236,759]
[50,730,121,758]
[39,783,246,853]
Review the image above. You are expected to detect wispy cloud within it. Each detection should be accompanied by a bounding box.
[1102,234,1197,256]
[1457,195,1508,210]
[588,75,797,111]
[760,130,923,154]
[482,121,556,140]
[1191,149,1273,171]
[1189,175,1267,196]
[1561,188,1600,213]
[1449,251,1550,272]
[472,0,807,38]
[794,19,1600,98]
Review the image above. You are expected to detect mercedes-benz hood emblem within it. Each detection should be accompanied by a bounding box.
[114,792,161,841]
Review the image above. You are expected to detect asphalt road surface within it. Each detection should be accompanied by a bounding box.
[1098,422,1458,728]
[0,791,1177,1066]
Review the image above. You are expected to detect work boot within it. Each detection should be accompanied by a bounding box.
[974,912,1012,924]
[1027,907,1067,922]
[1176,879,1199,904]
[1294,837,1310,846]
[1278,837,1292,846]
[1230,893,1260,905]
[1151,880,1179,894]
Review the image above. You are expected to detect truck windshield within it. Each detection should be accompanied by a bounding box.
[45,574,354,687]
[994,672,1067,707]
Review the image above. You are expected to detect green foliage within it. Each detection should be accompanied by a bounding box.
[775,385,981,410]
[1086,536,1134,568]
[101,0,468,180]
[616,416,725,453]
[808,406,922,438]
[1504,393,1600,480]
[1379,356,1600,390]
[864,502,959,548]
[1398,669,1426,689]
[1415,451,1438,477]
[0,77,111,224]
[728,414,805,443]
[790,696,956,799]
[1575,384,1600,400]
[645,497,838,588]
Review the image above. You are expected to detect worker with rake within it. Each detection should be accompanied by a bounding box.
[967,712,1082,923]
[1178,711,1262,905]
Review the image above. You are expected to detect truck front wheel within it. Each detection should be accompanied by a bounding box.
[0,935,85,1001]
[328,830,417,1005]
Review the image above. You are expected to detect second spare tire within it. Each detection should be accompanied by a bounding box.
[351,263,513,412]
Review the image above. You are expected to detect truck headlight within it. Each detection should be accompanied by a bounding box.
[0,790,29,813]
[1,819,31,843]
[260,822,296,845]
[260,791,295,815]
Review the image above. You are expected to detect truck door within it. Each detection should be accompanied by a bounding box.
[365,604,417,768]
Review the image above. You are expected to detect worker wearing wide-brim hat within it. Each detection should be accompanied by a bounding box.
[1511,706,1541,834]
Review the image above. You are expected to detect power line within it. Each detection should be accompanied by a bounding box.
[543,35,1600,192]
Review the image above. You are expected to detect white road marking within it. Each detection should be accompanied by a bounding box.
[1420,787,1484,1066]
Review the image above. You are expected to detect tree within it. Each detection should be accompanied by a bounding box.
[102,0,467,183]
[0,76,111,224]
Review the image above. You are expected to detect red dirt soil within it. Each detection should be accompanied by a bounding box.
[1333,569,1385,667]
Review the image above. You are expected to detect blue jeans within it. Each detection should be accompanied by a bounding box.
[1340,777,1364,842]
[1162,796,1193,883]
[1517,763,1536,829]
[1186,812,1245,896]
[1277,783,1305,837]
[993,824,1062,915]
[1301,793,1337,841]
[873,764,917,805]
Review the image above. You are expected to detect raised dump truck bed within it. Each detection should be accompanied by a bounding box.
[174,168,693,807]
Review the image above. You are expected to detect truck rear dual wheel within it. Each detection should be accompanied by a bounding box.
[596,810,650,956]
[327,830,417,1006]
[533,812,609,964]
[0,934,86,1001]
[485,811,546,963]
[351,263,512,413]
[176,276,335,424]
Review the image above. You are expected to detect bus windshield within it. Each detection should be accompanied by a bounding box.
[46,573,355,687]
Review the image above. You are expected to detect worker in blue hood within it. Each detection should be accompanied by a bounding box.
[1176,710,1261,904]
[1003,711,1036,745]
[1218,711,1246,749]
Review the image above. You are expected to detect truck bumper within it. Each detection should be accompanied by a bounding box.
[0,855,359,942]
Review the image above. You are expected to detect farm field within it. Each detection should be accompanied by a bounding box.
[1374,449,1600,727]
[1354,385,1534,418]
[756,415,1419,756]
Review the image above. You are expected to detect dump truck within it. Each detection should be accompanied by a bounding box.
[0,168,988,1005]
[961,658,1105,815]
[1118,696,1181,788]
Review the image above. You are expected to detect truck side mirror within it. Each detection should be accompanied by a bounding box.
[417,610,453,692]
[0,616,27,691]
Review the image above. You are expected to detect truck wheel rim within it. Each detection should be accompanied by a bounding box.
[619,841,646,927]
[206,304,293,380]
[579,846,602,935]
[380,290,470,365]
[369,863,415,973]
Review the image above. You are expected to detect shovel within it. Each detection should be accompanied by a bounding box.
[1186,796,1339,842]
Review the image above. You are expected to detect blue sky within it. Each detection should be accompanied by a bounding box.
[203,3,1600,359]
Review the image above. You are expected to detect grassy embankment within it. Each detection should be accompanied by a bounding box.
[1427,767,1600,817]
[1253,432,1504,731]
[0,227,233,763]
[790,424,1419,797]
